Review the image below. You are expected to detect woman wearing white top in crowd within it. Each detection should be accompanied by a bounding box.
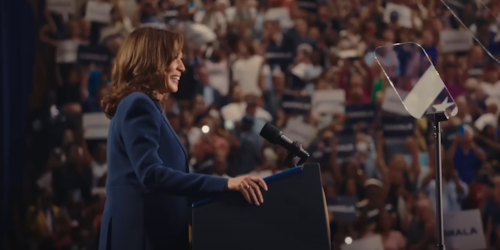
[205,49,230,96]
[232,40,265,97]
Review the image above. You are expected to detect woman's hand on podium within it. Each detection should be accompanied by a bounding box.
[226,175,268,206]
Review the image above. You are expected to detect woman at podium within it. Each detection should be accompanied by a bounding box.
[99,27,267,250]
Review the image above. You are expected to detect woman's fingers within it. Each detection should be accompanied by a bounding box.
[252,177,267,191]
[247,181,262,205]
[237,176,268,205]
[239,182,252,204]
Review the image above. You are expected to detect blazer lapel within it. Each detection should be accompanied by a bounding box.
[153,102,189,167]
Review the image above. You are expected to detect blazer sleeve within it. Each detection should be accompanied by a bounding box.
[120,95,228,196]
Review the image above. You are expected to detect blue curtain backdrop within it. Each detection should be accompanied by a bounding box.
[1,0,35,246]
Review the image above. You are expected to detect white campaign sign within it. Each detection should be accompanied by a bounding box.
[383,3,412,28]
[444,209,486,250]
[341,235,384,250]
[47,0,76,14]
[439,30,473,53]
[312,89,345,114]
[282,119,318,148]
[85,1,112,24]
[56,40,79,63]
[83,113,111,139]
[264,7,293,29]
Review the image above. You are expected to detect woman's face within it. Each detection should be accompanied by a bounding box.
[163,49,186,93]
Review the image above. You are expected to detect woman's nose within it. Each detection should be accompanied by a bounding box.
[178,61,186,73]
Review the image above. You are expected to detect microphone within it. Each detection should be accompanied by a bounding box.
[259,123,310,159]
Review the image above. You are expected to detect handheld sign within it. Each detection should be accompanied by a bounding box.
[375,42,458,119]
[308,138,331,164]
[77,45,111,66]
[326,196,358,223]
[382,115,415,138]
[444,209,486,250]
[83,113,110,139]
[336,135,357,161]
[47,0,76,15]
[281,119,318,148]
[345,103,376,125]
[312,89,345,114]
[281,94,311,115]
[85,1,112,24]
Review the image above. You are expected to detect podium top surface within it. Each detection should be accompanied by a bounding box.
[192,166,304,208]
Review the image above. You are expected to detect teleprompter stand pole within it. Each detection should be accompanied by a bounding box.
[426,111,449,250]
[283,141,309,168]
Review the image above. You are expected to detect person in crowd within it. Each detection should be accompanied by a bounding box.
[25,189,61,245]
[227,114,263,176]
[421,158,468,213]
[406,198,438,250]
[194,63,225,108]
[90,143,107,188]
[363,211,407,250]
[232,40,265,97]
[446,124,487,184]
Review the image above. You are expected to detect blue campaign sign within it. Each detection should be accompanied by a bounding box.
[296,0,318,13]
[382,115,415,138]
[336,135,356,161]
[308,138,331,164]
[326,196,358,223]
[345,103,376,125]
[77,45,111,65]
[281,94,312,115]
[265,34,295,70]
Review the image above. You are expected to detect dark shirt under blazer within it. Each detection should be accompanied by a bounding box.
[99,92,228,250]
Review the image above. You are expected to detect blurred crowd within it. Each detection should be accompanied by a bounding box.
[20,0,500,249]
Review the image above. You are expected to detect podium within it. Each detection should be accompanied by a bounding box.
[192,163,331,250]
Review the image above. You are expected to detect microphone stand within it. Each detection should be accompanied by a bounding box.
[283,141,309,168]
[426,111,449,250]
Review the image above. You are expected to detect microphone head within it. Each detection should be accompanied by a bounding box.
[259,123,282,144]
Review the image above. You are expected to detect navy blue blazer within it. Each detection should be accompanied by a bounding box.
[99,92,228,250]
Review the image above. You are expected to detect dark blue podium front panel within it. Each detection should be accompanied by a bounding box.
[192,164,330,250]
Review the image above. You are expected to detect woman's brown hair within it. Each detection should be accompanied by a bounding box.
[101,27,184,118]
